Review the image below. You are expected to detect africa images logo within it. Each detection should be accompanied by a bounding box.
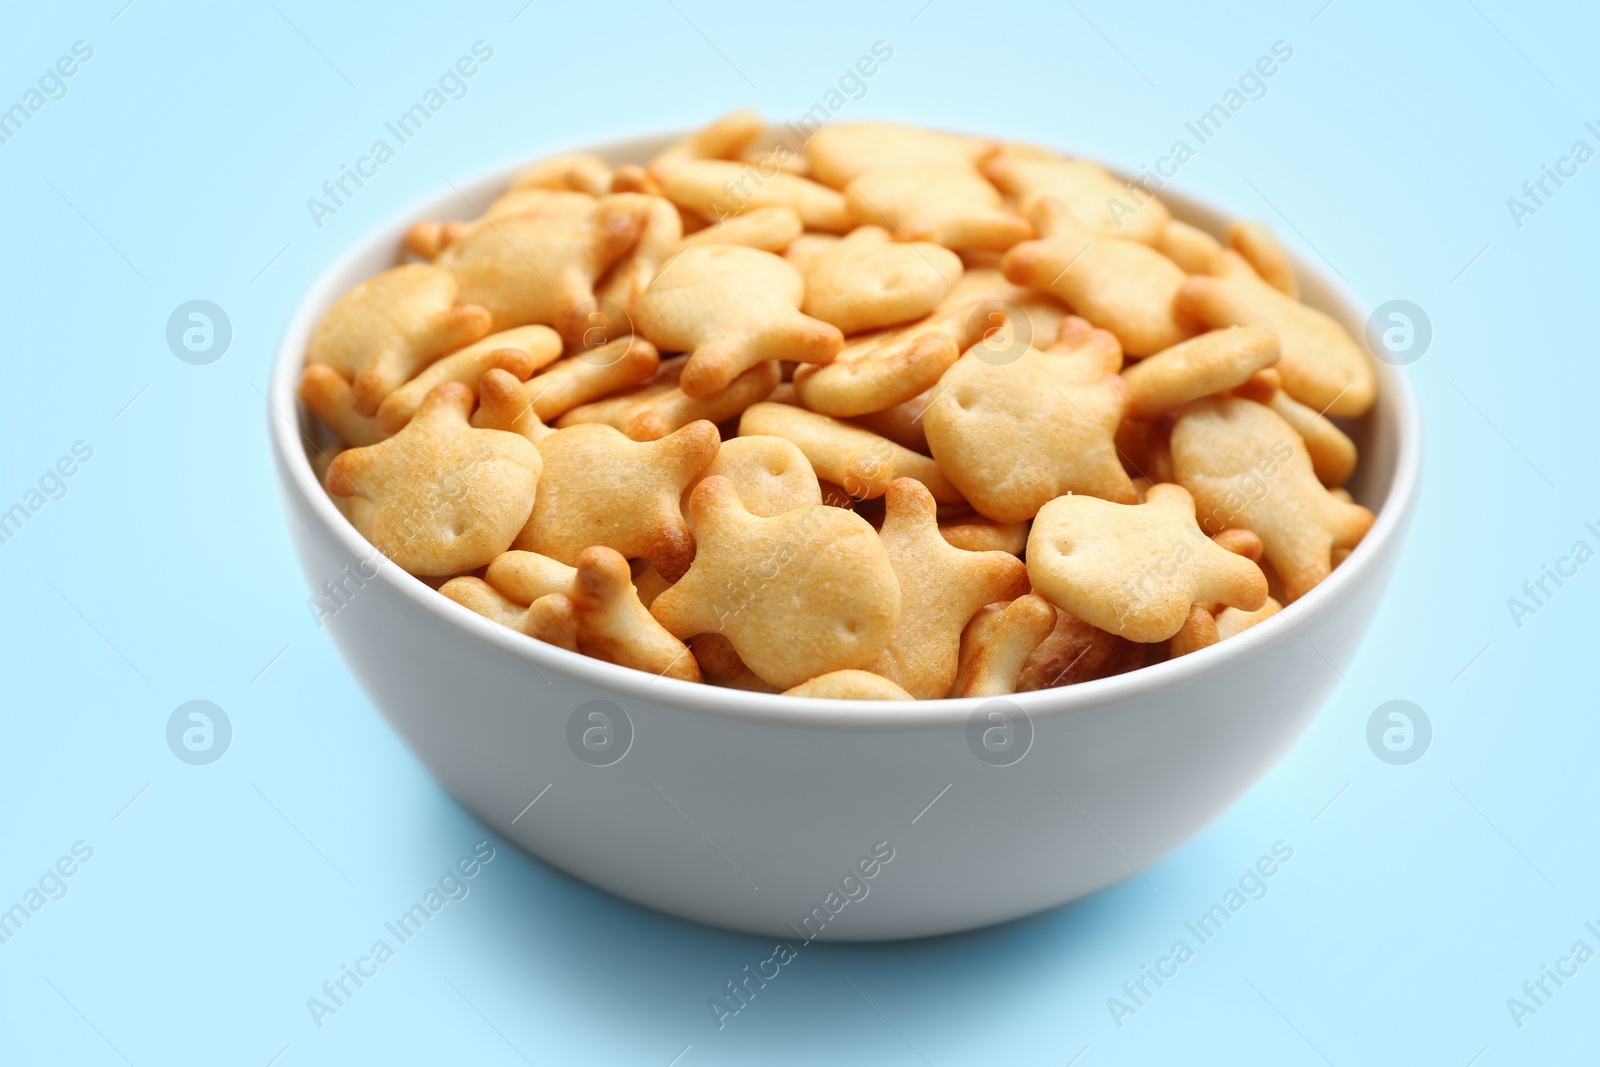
[166,700,232,766]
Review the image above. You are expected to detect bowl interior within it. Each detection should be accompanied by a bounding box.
[271,130,1420,718]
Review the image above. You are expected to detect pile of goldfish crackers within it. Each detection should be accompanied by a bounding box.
[301,110,1377,701]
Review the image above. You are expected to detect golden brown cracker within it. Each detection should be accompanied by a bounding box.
[651,108,766,170]
[326,383,541,576]
[595,194,683,317]
[510,337,663,423]
[790,320,961,419]
[559,355,781,441]
[376,325,562,433]
[457,547,696,677]
[739,401,961,503]
[937,514,1029,556]
[1170,397,1373,602]
[850,390,931,453]
[471,367,556,443]
[795,225,963,336]
[300,364,390,446]
[687,434,822,519]
[570,546,700,681]
[636,245,843,398]
[680,205,804,252]
[507,153,613,197]
[807,122,995,187]
[1169,603,1221,658]
[865,479,1029,698]
[484,549,578,603]
[1227,220,1297,297]
[437,194,647,341]
[1026,482,1268,642]
[518,419,720,581]
[983,145,1170,245]
[949,595,1057,697]
[440,575,532,630]
[1120,325,1280,420]
[1016,612,1145,690]
[655,158,853,231]
[923,342,1134,522]
[306,263,492,415]
[1177,258,1374,417]
[1215,596,1283,640]
[650,476,901,688]
[845,166,1032,251]
[782,671,914,700]
[1267,389,1357,487]
[1156,219,1224,274]
[1003,207,1193,356]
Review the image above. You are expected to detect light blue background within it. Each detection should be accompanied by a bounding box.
[2,1,1596,1063]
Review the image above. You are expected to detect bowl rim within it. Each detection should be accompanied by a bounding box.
[269,128,1423,728]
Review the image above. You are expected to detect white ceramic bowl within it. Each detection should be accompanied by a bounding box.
[270,133,1421,941]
